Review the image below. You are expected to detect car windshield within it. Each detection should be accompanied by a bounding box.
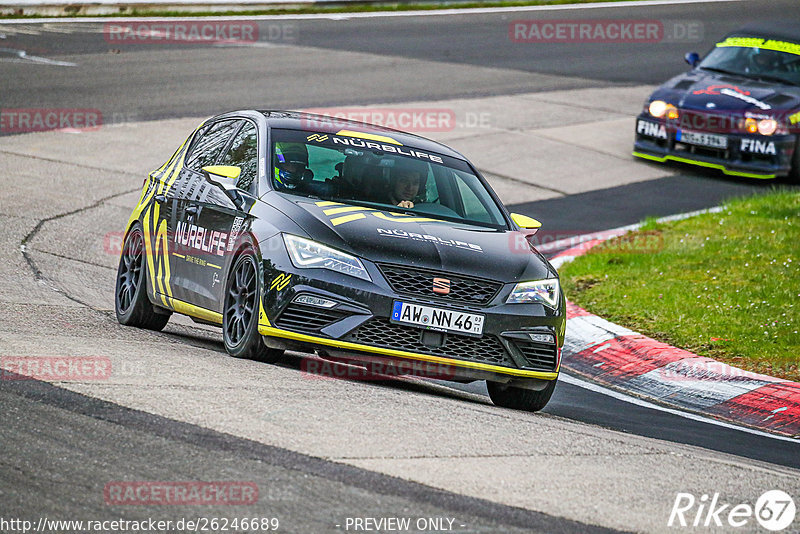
[698,36,800,86]
[269,128,508,229]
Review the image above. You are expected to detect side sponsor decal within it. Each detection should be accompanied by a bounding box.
[637,119,667,139]
[716,36,800,57]
[174,221,228,256]
[692,84,771,110]
[228,216,245,251]
[376,228,483,252]
[142,203,173,308]
[270,273,292,292]
[305,131,444,163]
[313,201,441,227]
[258,297,271,328]
[740,138,777,155]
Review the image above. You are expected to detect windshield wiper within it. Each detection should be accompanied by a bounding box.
[699,66,744,77]
[752,73,799,87]
[700,66,799,87]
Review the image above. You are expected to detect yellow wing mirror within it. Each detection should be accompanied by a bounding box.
[201,165,244,210]
[510,213,542,231]
[202,165,241,181]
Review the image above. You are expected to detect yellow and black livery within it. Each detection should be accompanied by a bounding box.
[116,110,566,412]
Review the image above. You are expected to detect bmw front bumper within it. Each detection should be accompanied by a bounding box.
[633,114,797,179]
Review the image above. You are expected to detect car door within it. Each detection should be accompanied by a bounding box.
[184,119,259,312]
[170,118,244,308]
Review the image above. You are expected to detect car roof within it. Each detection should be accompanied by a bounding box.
[255,110,467,160]
[725,22,800,43]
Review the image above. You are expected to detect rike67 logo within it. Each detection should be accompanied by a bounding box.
[669,490,796,531]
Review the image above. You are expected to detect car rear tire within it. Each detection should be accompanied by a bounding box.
[115,224,171,331]
[487,379,557,412]
[223,248,283,363]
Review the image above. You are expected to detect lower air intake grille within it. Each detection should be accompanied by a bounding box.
[346,318,514,367]
[274,303,348,334]
[512,340,558,371]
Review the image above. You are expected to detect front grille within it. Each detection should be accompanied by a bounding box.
[676,110,737,134]
[513,340,558,371]
[274,303,348,334]
[674,144,729,160]
[346,318,514,367]
[379,264,502,305]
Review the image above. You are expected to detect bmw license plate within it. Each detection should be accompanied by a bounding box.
[391,301,484,337]
[676,129,728,149]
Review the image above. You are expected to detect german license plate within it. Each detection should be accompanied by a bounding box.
[391,301,484,336]
[677,130,728,149]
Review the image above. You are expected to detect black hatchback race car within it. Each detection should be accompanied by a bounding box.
[115,111,565,411]
[634,22,800,181]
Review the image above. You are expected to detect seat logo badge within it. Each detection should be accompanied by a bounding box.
[307,133,329,142]
[433,278,451,295]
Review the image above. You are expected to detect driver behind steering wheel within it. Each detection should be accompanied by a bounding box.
[273,142,311,191]
[748,48,784,73]
[387,161,427,209]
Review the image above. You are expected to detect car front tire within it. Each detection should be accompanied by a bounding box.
[487,379,557,412]
[223,248,283,363]
[115,224,171,331]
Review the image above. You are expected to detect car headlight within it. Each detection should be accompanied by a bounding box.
[757,118,778,136]
[283,234,371,282]
[648,100,678,119]
[506,279,560,308]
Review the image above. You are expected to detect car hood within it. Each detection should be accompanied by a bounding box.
[659,71,800,113]
[268,193,555,283]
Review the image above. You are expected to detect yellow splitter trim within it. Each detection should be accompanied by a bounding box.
[632,151,777,179]
[258,324,559,380]
[169,298,223,325]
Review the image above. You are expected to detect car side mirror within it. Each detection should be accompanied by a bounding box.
[202,165,244,210]
[685,52,700,67]
[510,213,542,233]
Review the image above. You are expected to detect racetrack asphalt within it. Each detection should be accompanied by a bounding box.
[1,1,800,532]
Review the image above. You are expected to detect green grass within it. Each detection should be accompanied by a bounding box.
[0,0,634,19]
[560,189,800,381]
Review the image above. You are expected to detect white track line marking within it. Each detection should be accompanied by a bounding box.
[559,372,800,444]
[0,47,76,65]
[0,0,745,24]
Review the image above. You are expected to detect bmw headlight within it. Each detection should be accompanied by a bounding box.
[757,118,778,136]
[506,279,560,308]
[283,234,371,282]
[648,100,679,120]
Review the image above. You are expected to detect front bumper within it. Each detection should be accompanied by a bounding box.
[256,235,565,386]
[633,115,797,179]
